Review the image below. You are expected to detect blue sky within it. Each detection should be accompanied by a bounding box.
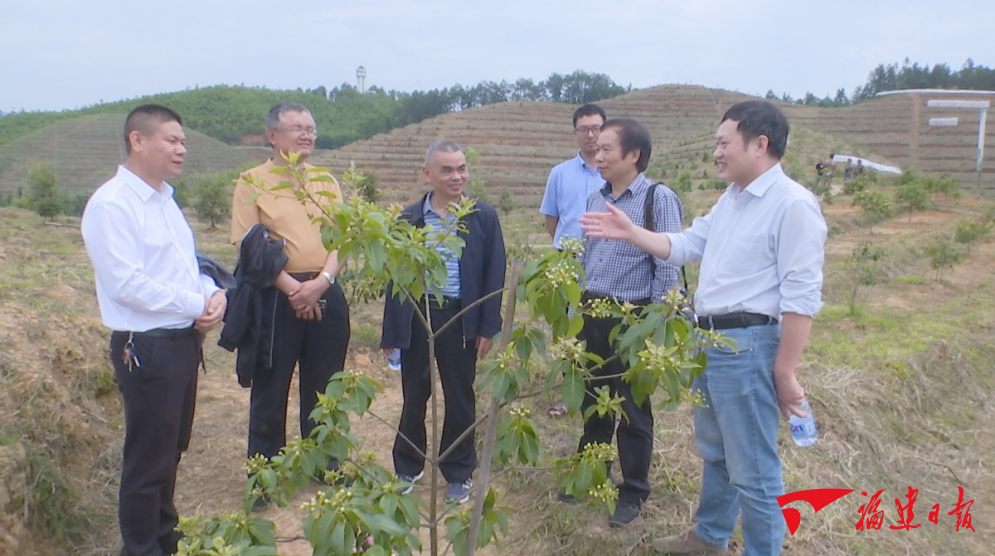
[1,0,991,112]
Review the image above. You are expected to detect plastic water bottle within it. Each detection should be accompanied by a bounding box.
[789,398,818,446]
[387,349,402,371]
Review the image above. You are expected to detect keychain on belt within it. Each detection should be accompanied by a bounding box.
[122,332,141,371]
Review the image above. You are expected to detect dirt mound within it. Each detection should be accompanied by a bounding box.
[0,208,122,555]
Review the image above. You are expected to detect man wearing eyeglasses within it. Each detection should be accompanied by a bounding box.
[230,102,350,509]
[539,104,607,418]
[540,104,608,251]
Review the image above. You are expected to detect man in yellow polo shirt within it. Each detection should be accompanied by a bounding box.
[230,103,350,509]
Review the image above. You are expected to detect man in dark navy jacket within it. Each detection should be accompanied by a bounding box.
[381,139,506,504]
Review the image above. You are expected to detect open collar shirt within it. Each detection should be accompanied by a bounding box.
[423,192,462,298]
[582,173,682,303]
[539,152,605,249]
[81,165,219,331]
[664,163,827,319]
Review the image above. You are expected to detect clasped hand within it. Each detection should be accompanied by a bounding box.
[288,278,328,321]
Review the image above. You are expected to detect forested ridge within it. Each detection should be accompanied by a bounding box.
[0,71,628,149]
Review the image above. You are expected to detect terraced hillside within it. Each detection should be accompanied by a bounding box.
[775,91,995,191]
[0,114,261,195]
[312,85,887,207]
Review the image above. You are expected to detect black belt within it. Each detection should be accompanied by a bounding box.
[581,292,651,306]
[697,312,777,330]
[118,326,198,339]
[421,296,461,310]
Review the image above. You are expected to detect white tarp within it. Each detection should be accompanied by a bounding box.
[831,155,901,174]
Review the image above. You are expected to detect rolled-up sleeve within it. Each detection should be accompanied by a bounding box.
[665,210,710,267]
[776,198,827,317]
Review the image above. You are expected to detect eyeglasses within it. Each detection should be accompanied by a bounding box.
[277,126,318,137]
[574,126,602,135]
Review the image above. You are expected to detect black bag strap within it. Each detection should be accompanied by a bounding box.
[644,182,688,293]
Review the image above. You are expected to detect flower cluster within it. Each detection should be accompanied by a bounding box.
[549,336,585,364]
[587,479,619,504]
[245,453,269,476]
[559,237,586,258]
[302,487,354,513]
[583,296,614,318]
[580,441,618,464]
[543,261,576,288]
[638,339,681,373]
[509,405,532,419]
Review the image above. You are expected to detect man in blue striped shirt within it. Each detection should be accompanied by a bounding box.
[382,140,506,505]
[572,118,683,527]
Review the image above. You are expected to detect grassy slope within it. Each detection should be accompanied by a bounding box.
[3,177,994,554]
[0,114,259,195]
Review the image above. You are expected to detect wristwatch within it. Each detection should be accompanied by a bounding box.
[320,271,336,286]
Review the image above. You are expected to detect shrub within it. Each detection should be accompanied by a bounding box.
[843,176,870,195]
[894,182,931,222]
[852,190,894,225]
[673,170,693,193]
[954,218,993,253]
[895,169,920,186]
[194,171,237,228]
[924,239,966,281]
[27,163,68,218]
[498,187,515,216]
[923,174,960,197]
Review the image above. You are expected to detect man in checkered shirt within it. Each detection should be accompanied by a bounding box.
[572,117,683,527]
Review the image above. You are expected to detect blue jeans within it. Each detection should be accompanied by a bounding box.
[692,324,785,556]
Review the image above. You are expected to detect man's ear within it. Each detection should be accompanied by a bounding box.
[128,130,143,153]
[754,135,770,157]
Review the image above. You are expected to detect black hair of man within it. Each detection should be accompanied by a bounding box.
[602,117,652,173]
[720,101,790,160]
[124,104,183,155]
[572,104,607,127]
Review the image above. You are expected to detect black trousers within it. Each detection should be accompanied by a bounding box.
[111,330,200,556]
[248,281,350,459]
[577,312,654,507]
[393,301,478,483]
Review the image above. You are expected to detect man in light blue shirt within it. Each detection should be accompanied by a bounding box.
[540,104,607,249]
[582,101,827,556]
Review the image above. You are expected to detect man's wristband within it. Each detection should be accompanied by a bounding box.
[320,271,336,286]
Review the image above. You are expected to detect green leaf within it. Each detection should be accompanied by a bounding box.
[562,370,585,414]
[566,315,584,337]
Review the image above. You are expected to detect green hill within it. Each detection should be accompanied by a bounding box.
[0,85,408,150]
[0,114,259,195]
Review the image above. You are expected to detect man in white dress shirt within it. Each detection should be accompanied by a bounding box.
[81,104,227,556]
[582,101,827,556]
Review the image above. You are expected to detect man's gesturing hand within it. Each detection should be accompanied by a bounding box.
[580,203,635,241]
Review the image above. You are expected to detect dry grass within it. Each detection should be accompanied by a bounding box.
[4,184,995,555]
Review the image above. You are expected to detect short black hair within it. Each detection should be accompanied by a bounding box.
[124,104,182,155]
[602,118,652,173]
[720,101,789,159]
[572,104,606,127]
